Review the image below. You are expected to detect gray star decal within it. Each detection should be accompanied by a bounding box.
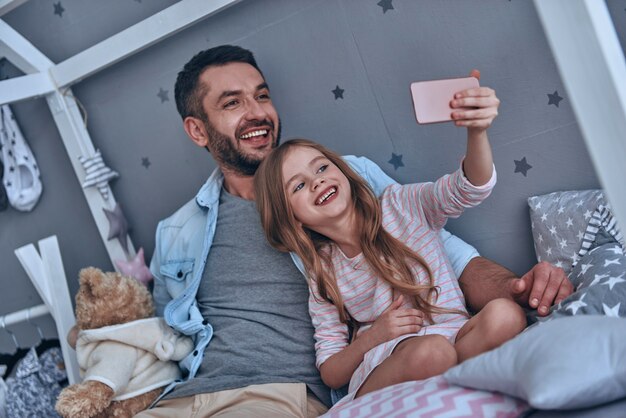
[547,90,564,107]
[388,153,404,170]
[157,88,169,103]
[377,0,394,13]
[53,2,65,17]
[141,157,151,169]
[332,85,344,100]
[103,203,131,254]
[514,157,532,177]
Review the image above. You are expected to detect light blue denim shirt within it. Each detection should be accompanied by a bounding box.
[150,155,479,398]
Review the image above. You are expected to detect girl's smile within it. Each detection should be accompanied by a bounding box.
[281,146,353,232]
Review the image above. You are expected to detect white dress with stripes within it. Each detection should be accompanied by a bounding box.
[309,165,496,400]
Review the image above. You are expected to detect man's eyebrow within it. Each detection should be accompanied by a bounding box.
[216,89,241,103]
[215,83,269,103]
[284,155,326,188]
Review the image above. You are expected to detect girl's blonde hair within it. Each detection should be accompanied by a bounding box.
[255,139,458,324]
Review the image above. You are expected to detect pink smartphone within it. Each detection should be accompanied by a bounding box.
[410,76,479,124]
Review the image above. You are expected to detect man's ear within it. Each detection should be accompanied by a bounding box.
[183,116,209,148]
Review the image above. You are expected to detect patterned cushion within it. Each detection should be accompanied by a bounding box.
[527,189,605,274]
[322,375,528,418]
[527,206,626,324]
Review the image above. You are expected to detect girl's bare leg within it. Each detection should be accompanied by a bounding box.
[455,298,526,363]
[355,334,457,398]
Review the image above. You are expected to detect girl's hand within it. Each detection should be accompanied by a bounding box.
[450,69,500,133]
[366,295,424,346]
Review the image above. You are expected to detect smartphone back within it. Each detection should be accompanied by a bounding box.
[410,76,479,124]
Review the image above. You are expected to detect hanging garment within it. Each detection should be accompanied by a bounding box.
[5,347,67,418]
[0,158,7,211]
[0,104,43,212]
[0,365,8,418]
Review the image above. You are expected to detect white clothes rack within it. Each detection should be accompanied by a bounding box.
[1,303,49,327]
[9,235,80,385]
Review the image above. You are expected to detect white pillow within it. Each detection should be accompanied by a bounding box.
[444,316,626,410]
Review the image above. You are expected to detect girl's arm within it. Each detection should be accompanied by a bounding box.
[312,295,423,389]
[451,83,500,186]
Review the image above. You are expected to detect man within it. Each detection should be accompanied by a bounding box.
[137,45,572,417]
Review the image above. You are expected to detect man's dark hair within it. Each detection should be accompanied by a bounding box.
[174,45,264,120]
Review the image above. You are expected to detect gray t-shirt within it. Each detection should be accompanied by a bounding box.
[165,188,330,406]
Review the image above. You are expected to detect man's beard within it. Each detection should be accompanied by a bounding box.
[202,117,281,176]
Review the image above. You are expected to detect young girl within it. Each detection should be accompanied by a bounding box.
[254,95,525,401]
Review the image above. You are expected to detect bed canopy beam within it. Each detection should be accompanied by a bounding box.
[51,0,242,88]
[0,0,28,17]
[535,0,626,244]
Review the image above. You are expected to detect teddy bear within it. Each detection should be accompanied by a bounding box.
[55,267,194,418]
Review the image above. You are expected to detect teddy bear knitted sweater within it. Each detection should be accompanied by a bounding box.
[76,317,194,400]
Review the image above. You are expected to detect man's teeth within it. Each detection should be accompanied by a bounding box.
[240,129,268,139]
[317,188,336,205]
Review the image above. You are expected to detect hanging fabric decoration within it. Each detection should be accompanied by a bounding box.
[78,149,119,200]
[115,247,153,287]
[0,104,43,212]
[103,203,130,254]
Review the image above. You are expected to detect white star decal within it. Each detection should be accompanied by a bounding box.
[576,199,584,207]
[535,201,542,210]
[549,225,558,235]
[584,210,592,220]
[596,193,603,201]
[557,206,565,214]
[608,246,624,255]
[541,213,548,222]
[559,238,568,249]
[604,258,621,267]
[566,294,587,315]
[555,260,564,268]
[570,254,579,264]
[546,247,553,256]
[602,302,621,317]
[566,218,573,228]
[538,234,544,243]
[577,230,584,240]
[602,273,625,290]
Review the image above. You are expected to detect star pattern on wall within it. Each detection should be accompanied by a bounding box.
[377,0,394,13]
[53,2,65,17]
[157,88,169,103]
[141,157,151,169]
[332,85,344,100]
[514,156,532,176]
[547,90,564,107]
[388,153,404,170]
[103,203,131,254]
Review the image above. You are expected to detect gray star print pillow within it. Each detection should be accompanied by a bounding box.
[528,190,606,274]
[528,205,626,324]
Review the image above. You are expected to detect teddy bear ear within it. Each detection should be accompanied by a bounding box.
[78,267,106,296]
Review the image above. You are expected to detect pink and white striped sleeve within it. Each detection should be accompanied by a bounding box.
[308,280,350,369]
[390,163,496,230]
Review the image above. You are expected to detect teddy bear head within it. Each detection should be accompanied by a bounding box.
[75,267,154,330]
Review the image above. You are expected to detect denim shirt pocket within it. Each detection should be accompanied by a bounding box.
[160,259,195,297]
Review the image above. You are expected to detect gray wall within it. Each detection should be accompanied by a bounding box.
[1,0,624,351]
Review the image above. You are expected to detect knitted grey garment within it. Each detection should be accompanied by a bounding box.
[6,347,67,418]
